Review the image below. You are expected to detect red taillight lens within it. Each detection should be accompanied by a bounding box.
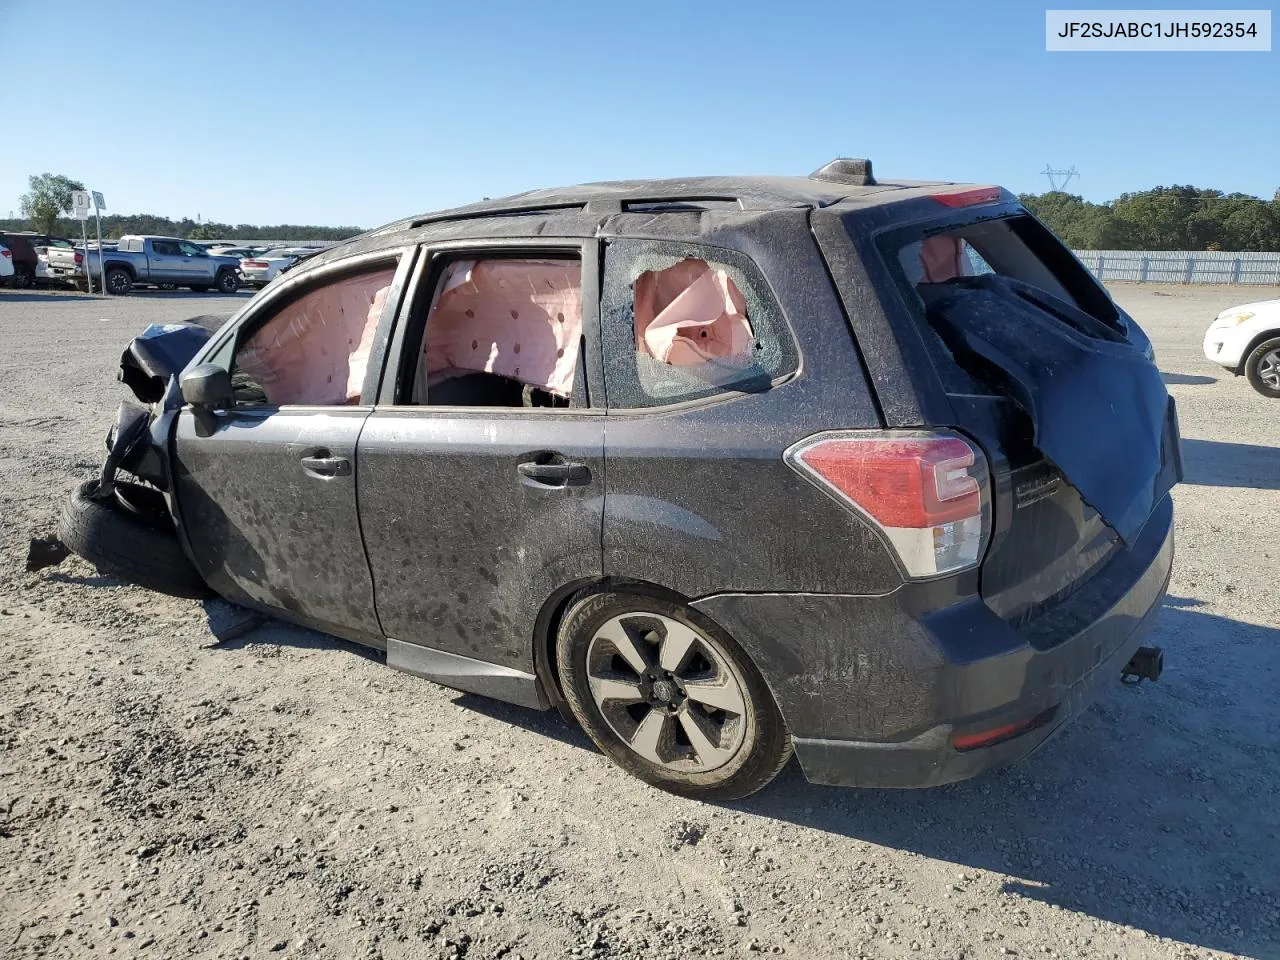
[932,186,1002,208]
[1,249,11,258]
[244,260,266,267]
[785,431,991,578]
[75,252,84,264]
[952,708,1057,751]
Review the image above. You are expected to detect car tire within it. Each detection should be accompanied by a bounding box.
[188,284,211,293]
[57,479,213,600]
[1244,337,1280,398]
[215,270,239,294]
[105,268,133,295]
[555,589,791,800]
[13,265,35,289]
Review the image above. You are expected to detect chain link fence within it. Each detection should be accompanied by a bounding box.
[1073,250,1280,285]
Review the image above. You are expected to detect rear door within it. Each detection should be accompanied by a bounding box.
[148,239,186,283]
[356,239,605,683]
[171,251,410,643]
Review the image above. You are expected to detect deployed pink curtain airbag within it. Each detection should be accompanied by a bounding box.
[634,260,753,365]
[422,259,582,398]
[919,236,969,283]
[236,268,396,406]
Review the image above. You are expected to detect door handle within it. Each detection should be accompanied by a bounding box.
[301,454,351,478]
[517,460,590,486]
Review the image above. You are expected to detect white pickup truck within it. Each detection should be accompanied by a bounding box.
[46,235,242,295]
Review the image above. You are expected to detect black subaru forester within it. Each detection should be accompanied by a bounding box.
[61,158,1180,800]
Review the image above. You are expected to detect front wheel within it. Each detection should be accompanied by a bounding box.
[105,268,133,295]
[556,590,791,800]
[1245,337,1280,398]
[13,266,35,289]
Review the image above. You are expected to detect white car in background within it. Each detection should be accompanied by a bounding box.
[239,247,315,288]
[0,243,15,284]
[1203,297,1280,398]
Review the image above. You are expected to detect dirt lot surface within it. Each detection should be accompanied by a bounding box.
[2,284,1277,960]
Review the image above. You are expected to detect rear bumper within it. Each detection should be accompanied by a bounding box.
[692,494,1174,789]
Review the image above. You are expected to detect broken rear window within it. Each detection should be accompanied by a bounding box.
[601,241,797,408]
[877,214,1122,393]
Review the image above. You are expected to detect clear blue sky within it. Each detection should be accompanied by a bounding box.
[3,0,1276,228]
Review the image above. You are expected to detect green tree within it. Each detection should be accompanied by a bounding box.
[19,173,86,235]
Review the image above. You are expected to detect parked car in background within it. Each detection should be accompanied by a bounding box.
[208,246,264,260]
[239,247,314,287]
[0,242,14,284]
[46,236,243,295]
[0,232,41,289]
[59,159,1180,801]
[1203,297,1280,397]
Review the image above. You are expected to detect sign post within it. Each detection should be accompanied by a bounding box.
[71,191,93,294]
[91,192,107,295]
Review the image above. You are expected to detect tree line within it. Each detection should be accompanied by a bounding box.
[1019,186,1280,252]
[11,173,363,242]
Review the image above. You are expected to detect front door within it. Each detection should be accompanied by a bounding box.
[356,243,605,675]
[170,254,408,644]
[178,240,216,283]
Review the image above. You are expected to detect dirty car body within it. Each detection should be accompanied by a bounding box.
[74,161,1181,797]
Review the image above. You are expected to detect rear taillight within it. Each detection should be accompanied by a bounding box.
[244,259,266,267]
[932,186,1002,208]
[74,252,84,265]
[785,431,991,578]
[1,249,11,258]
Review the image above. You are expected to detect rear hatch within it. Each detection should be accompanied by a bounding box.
[839,197,1179,628]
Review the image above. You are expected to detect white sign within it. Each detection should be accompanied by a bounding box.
[72,191,91,220]
[92,191,106,211]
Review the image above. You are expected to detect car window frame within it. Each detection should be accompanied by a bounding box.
[371,236,606,417]
[194,246,417,413]
[598,237,801,414]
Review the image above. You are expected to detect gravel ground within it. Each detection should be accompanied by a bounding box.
[1,284,1277,960]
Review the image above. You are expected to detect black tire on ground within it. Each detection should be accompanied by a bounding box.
[105,268,133,295]
[188,284,211,293]
[1244,337,1280,398]
[555,588,791,801]
[13,265,35,289]
[57,479,213,600]
[215,270,239,294]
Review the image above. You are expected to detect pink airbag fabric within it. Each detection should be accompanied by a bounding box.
[919,236,970,283]
[421,260,582,398]
[237,268,396,406]
[633,260,753,365]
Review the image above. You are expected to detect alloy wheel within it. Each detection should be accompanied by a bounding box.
[585,612,748,772]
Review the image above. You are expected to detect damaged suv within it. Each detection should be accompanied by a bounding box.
[60,159,1181,800]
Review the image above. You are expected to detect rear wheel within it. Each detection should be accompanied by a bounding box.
[1244,337,1280,398]
[556,590,790,800]
[13,265,35,289]
[105,268,133,295]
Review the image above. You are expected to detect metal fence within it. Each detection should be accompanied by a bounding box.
[1072,250,1280,285]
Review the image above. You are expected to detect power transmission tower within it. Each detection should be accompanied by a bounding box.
[1041,164,1079,192]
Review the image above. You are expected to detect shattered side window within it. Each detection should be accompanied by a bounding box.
[231,262,398,406]
[601,242,797,408]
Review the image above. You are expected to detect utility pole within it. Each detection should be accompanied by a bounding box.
[1041,164,1080,192]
